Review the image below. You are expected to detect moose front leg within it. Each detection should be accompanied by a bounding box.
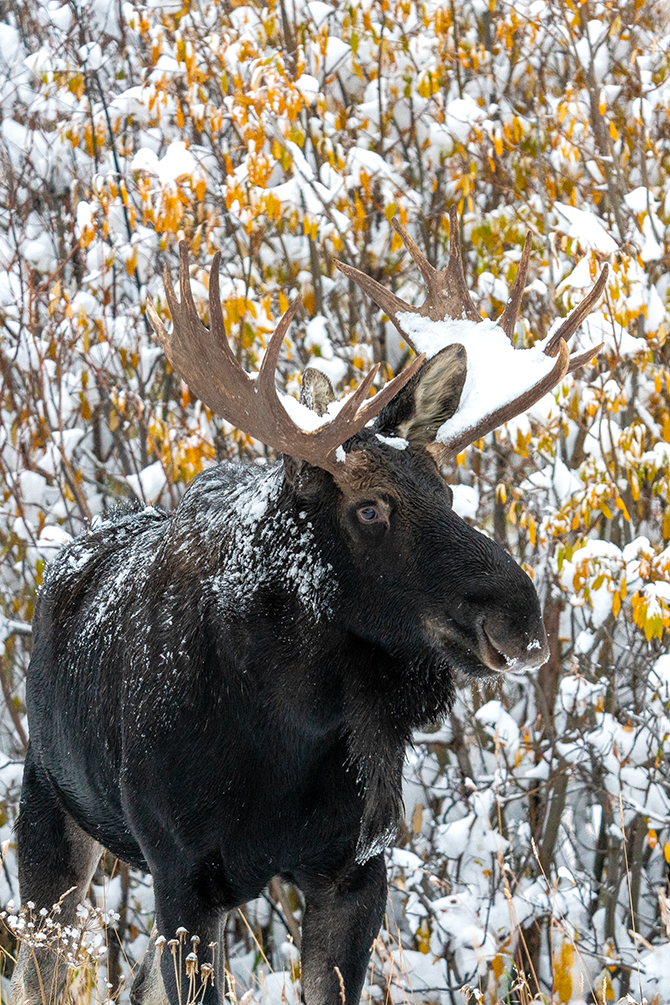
[298,854,387,1005]
[135,869,223,1005]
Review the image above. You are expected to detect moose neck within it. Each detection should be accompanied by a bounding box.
[162,460,456,723]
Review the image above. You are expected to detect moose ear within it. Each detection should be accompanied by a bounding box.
[300,367,335,416]
[283,367,337,491]
[375,344,467,445]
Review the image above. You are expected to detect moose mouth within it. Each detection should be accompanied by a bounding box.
[426,617,548,676]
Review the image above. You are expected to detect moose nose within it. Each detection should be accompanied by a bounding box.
[478,612,549,673]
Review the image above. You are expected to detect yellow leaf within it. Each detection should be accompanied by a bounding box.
[555,940,574,1003]
[665,842,670,864]
[416,919,430,954]
[616,497,630,521]
[648,830,658,849]
[612,592,621,617]
[645,612,663,643]
[528,513,536,547]
[609,120,618,141]
[195,179,206,202]
[412,803,423,835]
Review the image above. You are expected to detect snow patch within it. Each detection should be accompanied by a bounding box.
[554,203,618,255]
[396,313,561,446]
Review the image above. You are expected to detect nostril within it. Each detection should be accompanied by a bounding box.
[481,615,549,671]
[481,628,521,669]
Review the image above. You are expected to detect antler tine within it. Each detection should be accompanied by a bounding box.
[256,297,302,397]
[149,243,428,475]
[207,251,238,365]
[334,260,420,353]
[179,241,200,316]
[145,296,166,342]
[565,341,605,374]
[162,259,181,326]
[332,364,381,424]
[390,218,438,294]
[545,265,609,357]
[352,353,425,425]
[440,340,571,457]
[499,230,532,342]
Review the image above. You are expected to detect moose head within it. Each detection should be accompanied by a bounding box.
[146,208,606,682]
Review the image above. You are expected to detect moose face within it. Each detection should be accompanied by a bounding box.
[329,432,549,678]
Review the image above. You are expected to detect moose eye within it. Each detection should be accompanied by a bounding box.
[357,506,380,524]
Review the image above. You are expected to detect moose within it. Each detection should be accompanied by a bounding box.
[11,209,605,1005]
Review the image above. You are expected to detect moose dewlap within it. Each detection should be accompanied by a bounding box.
[12,209,604,1005]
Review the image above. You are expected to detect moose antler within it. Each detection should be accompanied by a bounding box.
[146,243,425,475]
[336,206,607,454]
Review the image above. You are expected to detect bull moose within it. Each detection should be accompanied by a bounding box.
[11,209,605,1005]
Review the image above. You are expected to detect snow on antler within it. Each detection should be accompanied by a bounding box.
[337,207,608,455]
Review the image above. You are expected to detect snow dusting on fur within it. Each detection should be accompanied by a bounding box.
[174,464,336,620]
[46,464,335,667]
[356,823,398,864]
